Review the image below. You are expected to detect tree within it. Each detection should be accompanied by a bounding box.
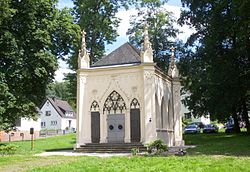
[0,0,80,130]
[127,0,179,71]
[178,0,250,133]
[46,81,76,110]
[66,0,134,106]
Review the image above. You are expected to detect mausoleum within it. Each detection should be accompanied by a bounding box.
[76,26,184,148]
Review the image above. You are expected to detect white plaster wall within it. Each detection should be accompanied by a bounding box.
[77,65,144,144]
[86,67,144,108]
[77,64,183,146]
[61,118,77,130]
[16,117,41,131]
[40,100,62,130]
[154,72,175,146]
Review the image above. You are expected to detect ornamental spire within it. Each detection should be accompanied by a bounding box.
[168,47,179,78]
[170,46,175,67]
[78,30,90,69]
[143,24,151,51]
[80,30,87,54]
[141,23,153,63]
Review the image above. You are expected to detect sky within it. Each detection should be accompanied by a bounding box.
[55,0,194,82]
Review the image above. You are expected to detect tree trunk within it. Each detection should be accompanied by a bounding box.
[242,99,250,134]
[232,107,241,133]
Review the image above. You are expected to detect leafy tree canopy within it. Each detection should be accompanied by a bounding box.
[127,0,180,71]
[0,0,80,130]
[178,0,250,132]
[46,81,76,110]
[66,0,137,106]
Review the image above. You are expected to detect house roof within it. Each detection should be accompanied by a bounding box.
[47,98,76,119]
[91,42,141,67]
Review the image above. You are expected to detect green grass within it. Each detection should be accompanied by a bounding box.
[184,132,250,156]
[0,134,76,171]
[0,133,250,172]
[28,156,250,172]
[3,133,75,155]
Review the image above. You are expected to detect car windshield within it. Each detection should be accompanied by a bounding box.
[205,124,213,128]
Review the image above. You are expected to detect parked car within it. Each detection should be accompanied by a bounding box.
[203,124,219,133]
[225,123,234,133]
[189,122,205,129]
[184,125,201,134]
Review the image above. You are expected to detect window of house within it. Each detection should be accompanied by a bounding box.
[41,122,46,127]
[45,111,51,116]
[46,101,49,106]
[66,111,73,117]
[51,121,57,126]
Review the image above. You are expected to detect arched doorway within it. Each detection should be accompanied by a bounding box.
[90,101,100,143]
[103,91,126,143]
[130,98,140,142]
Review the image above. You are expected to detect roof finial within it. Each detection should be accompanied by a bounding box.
[168,46,179,78]
[78,29,90,69]
[141,23,153,63]
[170,46,175,67]
[80,30,87,54]
[143,23,151,51]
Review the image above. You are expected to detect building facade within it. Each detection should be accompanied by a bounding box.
[76,26,184,148]
[40,98,76,132]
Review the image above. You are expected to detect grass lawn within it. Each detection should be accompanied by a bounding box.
[184,132,250,156]
[0,132,249,172]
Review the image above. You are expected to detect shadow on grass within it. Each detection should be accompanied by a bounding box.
[184,132,250,156]
[45,148,74,152]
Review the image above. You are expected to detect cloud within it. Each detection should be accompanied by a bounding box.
[54,68,74,82]
[111,4,194,50]
[163,4,195,42]
[54,59,74,82]
[57,0,74,9]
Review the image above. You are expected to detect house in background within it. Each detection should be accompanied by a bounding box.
[0,108,41,142]
[181,93,210,125]
[40,97,76,134]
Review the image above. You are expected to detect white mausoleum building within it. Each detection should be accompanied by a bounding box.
[76,26,184,148]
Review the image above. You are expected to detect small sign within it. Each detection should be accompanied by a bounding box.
[30,128,34,134]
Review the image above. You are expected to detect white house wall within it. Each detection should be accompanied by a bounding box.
[40,100,62,130]
[61,118,77,130]
[16,117,41,131]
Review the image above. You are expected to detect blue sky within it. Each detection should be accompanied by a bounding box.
[55,0,193,82]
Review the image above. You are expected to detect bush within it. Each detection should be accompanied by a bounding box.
[147,139,168,155]
[131,148,139,156]
[0,144,18,156]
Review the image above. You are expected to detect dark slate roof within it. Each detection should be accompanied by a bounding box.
[47,98,76,119]
[91,42,141,67]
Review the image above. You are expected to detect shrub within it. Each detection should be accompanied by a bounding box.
[0,144,18,156]
[147,139,168,155]
[131,148,139,156]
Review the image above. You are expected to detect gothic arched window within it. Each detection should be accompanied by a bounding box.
[130,98,140,109]
[103,91,126,114]
[90,100,100,112]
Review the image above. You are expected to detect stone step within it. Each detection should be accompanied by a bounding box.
[76,143,147,153]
